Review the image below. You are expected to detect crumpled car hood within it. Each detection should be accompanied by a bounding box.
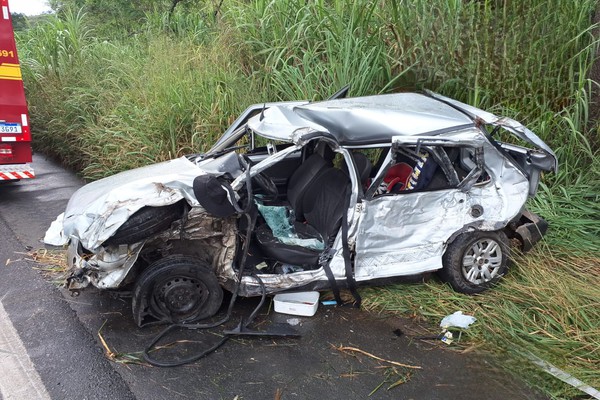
[53,153,241,251]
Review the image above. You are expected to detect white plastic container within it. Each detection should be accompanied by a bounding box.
[273,291,320,316]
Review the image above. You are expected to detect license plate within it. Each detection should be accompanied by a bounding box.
[0,123,22,134]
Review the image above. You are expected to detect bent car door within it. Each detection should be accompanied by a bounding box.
[353,134,486,281]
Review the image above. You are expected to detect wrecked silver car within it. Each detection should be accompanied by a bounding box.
[46,90,557,326]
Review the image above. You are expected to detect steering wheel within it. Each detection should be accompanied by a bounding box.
[240,154,279,199]
[252,171,279,199]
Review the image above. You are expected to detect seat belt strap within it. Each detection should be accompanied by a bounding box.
[319,248,342,305]
[341,191,362,308]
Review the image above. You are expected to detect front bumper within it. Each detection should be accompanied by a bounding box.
[66,237,145,291]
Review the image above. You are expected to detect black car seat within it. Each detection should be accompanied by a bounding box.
[255,166,351,267]
[348,152,373,188]
[285,153,330,220]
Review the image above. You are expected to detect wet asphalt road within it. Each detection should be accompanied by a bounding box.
[0,154,547,399]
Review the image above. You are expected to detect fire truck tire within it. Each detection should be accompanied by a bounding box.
[104,201,186,246]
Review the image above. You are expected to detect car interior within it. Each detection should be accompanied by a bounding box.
[236,140,354,274]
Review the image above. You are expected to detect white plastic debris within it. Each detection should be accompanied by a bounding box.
[255,262,268,270]
[274,292,319,316]
[43,213,68,246]
[440,311,476,329]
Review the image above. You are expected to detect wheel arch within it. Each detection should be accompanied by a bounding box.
[444,220,507,251]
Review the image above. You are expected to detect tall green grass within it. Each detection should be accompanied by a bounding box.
[20,0,599,173]
[228,0,396,100]
[19,10,262,178]
[16,0,600,397]
[230,0,599,146]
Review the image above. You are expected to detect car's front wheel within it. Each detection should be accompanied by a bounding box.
[439,230,509,294]
[132,255,223,326]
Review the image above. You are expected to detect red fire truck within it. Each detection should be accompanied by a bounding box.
[0,0,33,181]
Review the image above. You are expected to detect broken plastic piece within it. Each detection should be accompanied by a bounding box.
[44,213,67,246]
[255,262,268,270]
[440,311,476,329]
[274,291,319,316]
[440,331,453,345]
[526,352,600,399]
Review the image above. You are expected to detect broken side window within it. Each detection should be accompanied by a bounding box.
[373,143,492,196]
[454,147,491,187]
[338,146,388,194]
[372,145,458,195]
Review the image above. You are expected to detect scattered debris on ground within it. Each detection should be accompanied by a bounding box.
[98,321,148,367]
[333,344,419,395]
[334,345,421,370]
[333,345,422,397]
[26,248,68,283]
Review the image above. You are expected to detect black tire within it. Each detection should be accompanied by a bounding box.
[104,202,185,246]
[132,255,223,327]
[439,230,510,294]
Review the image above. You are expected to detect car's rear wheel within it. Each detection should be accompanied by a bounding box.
[132,255,223,326]
[439,230,509,294]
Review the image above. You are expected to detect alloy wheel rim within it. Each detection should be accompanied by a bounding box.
[461,238,503,285]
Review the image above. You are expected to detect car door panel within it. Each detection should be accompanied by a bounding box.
[354,189,470,280]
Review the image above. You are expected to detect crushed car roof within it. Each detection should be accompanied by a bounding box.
[248,92,476,145]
